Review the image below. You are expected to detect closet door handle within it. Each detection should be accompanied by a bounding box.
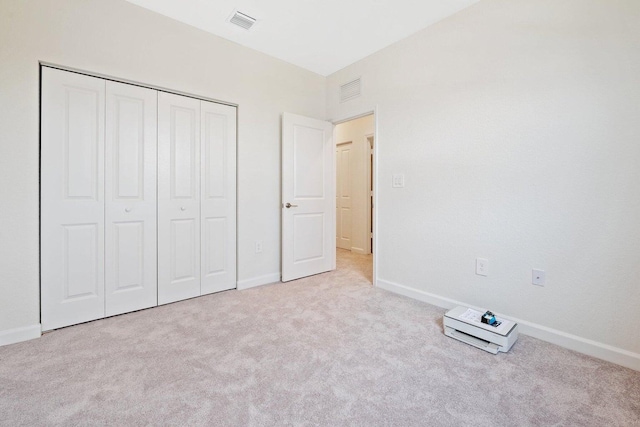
[285,203,298,208]
[180,206,186,211]
[124,207,131,213]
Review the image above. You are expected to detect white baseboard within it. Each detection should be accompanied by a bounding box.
[0,324,41,347]
[376,278,640,372]
[237,273,281,290]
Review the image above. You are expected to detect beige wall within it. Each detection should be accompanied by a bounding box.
[0,0,325,337]
[335,115,375,254]
[327,0,640,367]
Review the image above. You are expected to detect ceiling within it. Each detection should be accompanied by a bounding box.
[125,0,480,76]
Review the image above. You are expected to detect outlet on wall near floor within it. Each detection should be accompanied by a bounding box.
[392,174,405,188]
[255,240,263,253]
[476,258,488,276]
[532,269,545,286]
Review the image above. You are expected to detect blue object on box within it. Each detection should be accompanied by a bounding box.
[481,311,497,325]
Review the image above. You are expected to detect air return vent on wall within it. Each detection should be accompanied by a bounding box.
[340,78,361,102]
[229,10,256,30]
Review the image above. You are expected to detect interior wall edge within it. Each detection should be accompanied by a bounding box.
[376,278,640,372]
[0,324,41,347]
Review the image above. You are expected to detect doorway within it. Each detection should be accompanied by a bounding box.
[334,113,375,284]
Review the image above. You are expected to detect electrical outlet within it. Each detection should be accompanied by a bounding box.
[392,174,405,188]
[255,241,262,253]
[532,269,545,286]
[476,258,488,276]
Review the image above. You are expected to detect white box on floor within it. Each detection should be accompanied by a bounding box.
[443,306,518,354]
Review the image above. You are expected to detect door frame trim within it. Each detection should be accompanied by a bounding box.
[365,133,374,256]
[331,106,378,286]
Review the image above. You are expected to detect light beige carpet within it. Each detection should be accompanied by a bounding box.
[1,249,639,426]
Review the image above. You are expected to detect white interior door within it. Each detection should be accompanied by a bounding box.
[336,142,352,250]
[41,68,106,331]
[105,81,158,316]
[158,92,201,304]
[281,113,335,282]
[200,101,237,294]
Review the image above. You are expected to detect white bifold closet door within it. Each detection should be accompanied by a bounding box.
[200,100,237,295]
[158,92,201,304]
[104,81,158,316]
[41,68,106,330]
[42,67,237,329]
[42,69,159,330]
[158,94,236,304]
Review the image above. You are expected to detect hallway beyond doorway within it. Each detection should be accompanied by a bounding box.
[337,248,372,285]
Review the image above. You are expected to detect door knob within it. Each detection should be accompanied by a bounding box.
[180,206,186,211]
[285,203,298,208]
[124,207,131,213]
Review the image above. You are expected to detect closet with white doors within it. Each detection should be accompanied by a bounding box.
[41,67,236,331]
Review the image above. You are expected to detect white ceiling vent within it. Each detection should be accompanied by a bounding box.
[228,10,256,30]
[340,78,361,102]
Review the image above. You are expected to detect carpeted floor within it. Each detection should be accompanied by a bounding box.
[1,249,639,426]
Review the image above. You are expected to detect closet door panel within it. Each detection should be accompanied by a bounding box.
[171,218,198,280]
[201,101,237,294]
[105,81,158,316]
[41,68,106,331]
[158,92,201,304]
